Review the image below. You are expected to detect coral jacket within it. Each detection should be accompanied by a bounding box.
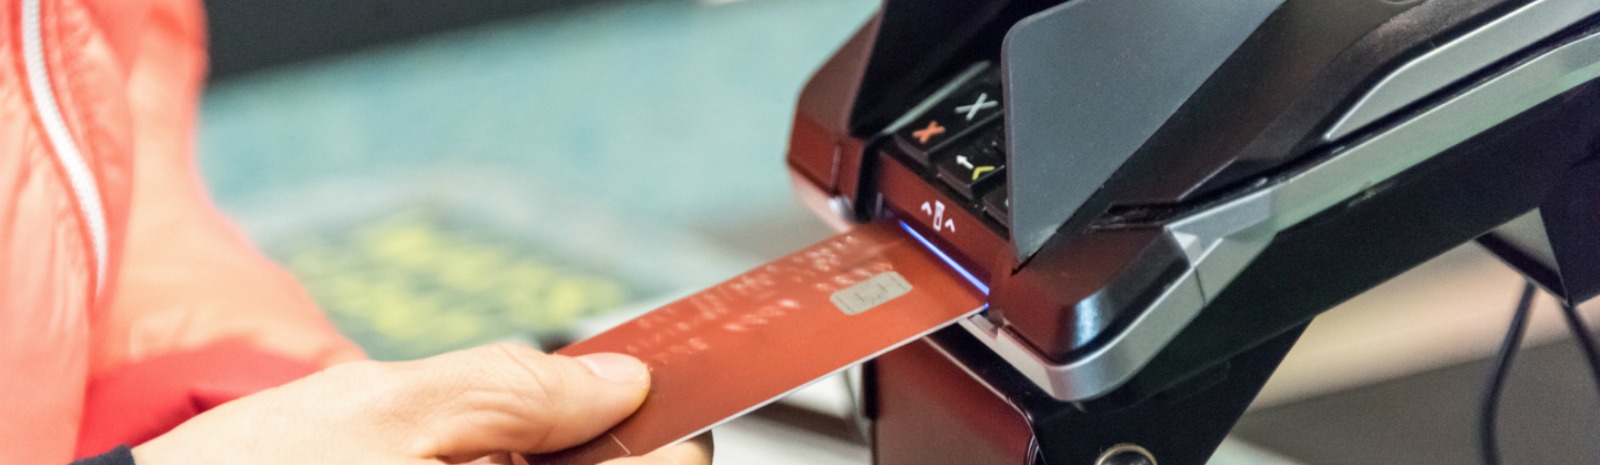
[0,0,363,461]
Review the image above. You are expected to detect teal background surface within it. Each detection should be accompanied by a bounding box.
[199,0,874,358]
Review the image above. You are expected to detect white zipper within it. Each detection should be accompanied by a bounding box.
[22,0,108,296]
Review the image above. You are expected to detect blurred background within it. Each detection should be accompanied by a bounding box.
[197,1,1598,464]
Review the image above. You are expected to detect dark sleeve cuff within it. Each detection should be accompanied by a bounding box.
[71,446,134,465]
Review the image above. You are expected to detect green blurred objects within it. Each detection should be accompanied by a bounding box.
[274,207,633,360]
[199,0,873,358]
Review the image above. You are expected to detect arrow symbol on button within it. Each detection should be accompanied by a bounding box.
[956,155,974,169]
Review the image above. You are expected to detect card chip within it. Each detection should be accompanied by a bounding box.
[831,271,913,315]
[530,224,984,465]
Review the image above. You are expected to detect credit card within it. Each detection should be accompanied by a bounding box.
[527,222,987,465]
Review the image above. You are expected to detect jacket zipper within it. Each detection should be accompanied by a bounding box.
[21,0,108,296]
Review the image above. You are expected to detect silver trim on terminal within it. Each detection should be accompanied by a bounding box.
[23,0,108,296]
[1325,0,1600,140]
[963,27,1600,401]
[960,270,1205,401]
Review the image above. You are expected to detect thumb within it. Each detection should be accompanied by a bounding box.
[398,343,650,459]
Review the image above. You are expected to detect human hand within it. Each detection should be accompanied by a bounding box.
[131,343,711,465]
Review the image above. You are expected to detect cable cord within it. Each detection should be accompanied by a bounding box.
[1559,298,1600,465]
[1557,300,1600,403]
[1480,280,1537,465]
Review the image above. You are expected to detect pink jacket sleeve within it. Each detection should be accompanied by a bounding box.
[79,0,366,455]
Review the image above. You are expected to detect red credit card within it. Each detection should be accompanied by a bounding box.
[527,222,986,465]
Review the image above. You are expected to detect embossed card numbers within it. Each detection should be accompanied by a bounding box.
[528,223,986,465]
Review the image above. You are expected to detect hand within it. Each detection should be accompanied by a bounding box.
[132,343,712,465]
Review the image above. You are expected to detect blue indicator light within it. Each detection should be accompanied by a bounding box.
[898,221,991,295]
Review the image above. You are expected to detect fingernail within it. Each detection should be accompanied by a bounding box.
[576,353,648,383]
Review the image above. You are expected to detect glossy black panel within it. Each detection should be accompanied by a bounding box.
[1099,0,1524,209]
[1128,80,1600,398]
[1002,0,1286,261]
[848,0,1038,136]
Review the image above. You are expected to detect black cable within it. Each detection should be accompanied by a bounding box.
[1480,280,1537,465]
[1558,299,1600,410]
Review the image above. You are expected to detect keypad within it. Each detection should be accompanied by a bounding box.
[893,73,1004,166]
[886,65,1012,232]
[934,123,1006,199]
